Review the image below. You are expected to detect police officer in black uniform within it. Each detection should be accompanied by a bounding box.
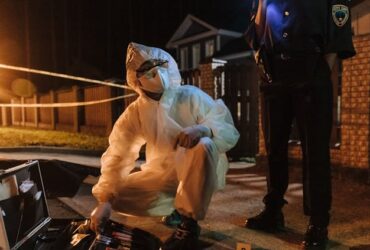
[244,0,355,248]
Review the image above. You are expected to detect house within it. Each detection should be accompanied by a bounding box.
[166,14,248,70]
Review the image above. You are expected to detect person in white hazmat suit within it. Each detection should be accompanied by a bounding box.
[90,42,239,250]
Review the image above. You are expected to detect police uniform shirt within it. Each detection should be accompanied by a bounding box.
[245,0,356,59]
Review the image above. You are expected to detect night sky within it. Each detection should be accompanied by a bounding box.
[0,0,252,93]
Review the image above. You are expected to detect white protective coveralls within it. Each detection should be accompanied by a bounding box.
[92,42,239,220]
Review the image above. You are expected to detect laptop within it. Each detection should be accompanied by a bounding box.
[0,160,51,250]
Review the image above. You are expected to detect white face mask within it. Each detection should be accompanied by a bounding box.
[138,67,169,94]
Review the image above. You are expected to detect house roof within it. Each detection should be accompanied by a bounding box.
[166,14,243,49]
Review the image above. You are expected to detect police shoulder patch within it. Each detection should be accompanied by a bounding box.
[332,4,349,27]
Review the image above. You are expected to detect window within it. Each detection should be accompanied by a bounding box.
[180,47,188,70]
[192,43,201,69]
[205,40,215,57]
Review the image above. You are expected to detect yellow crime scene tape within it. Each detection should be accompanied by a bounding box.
[0,63,137,108]
[0,63,132,89]
[0,93,137,108]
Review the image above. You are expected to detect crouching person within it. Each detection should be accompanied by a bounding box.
[90,42,239,250]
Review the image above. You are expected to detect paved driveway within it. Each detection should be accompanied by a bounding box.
[1,149,369,249]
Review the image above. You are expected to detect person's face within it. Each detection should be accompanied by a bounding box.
[136,59,169,94]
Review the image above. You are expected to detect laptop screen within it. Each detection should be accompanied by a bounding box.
[0,161,50,249]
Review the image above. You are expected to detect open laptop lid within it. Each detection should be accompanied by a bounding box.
[0,160,51,250]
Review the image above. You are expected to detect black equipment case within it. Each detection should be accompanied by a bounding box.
[0,160,51,250]
[0,160,162,250]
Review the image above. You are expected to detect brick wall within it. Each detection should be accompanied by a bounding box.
[338,34,370,168]
[199,63,215,98]
[259,34,370,169]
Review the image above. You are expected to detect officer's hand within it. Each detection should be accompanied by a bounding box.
[175,125,212,149]
[90,202,112,233]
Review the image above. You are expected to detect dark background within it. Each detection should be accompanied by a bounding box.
[0,0,252,93]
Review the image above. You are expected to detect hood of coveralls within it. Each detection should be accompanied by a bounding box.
[125,42,182,95]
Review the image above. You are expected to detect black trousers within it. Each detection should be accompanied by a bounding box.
[261,54,333,227]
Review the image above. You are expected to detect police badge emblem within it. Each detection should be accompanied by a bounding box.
[332,4,349,27]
